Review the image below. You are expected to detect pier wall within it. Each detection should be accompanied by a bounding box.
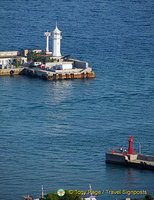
[137,154,154,162]
[0,67,24,76]
[22,67,95,80]
[74,60,88,69]
[106,153,126,164]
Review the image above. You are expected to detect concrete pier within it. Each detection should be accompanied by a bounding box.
[22,67,95,80]
[21,57,95,80]
[106,152,154,170]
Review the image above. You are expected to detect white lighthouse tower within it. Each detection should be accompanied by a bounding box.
[52,25,62,57]
[44,30,51,55]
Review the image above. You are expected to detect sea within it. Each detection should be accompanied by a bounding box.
[0,0,154,200]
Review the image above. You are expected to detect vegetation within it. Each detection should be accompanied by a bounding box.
[144,194,153,200]
[27,51,57,64]
[130,194,154,200]
[12,58,22,68]
[41,190,83,200]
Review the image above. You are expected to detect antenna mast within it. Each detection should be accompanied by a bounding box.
[41,185,44,199]
[139,143,141,154]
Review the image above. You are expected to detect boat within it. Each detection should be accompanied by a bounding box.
[23,185,44,200]
[23,195,39,200]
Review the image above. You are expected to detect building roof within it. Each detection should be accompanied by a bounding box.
[53,25,61,33]
[0,55,25,59]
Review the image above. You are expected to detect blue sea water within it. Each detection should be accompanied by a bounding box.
[0,0,154,200]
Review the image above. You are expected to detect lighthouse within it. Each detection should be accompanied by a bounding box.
[52,25,62,57]
[44,30,51,54]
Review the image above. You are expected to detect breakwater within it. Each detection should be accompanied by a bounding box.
[106,152,154,171]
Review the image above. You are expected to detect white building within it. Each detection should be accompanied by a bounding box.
[0,51,27,69]
[46,61,73,71]
[52,25,62,57]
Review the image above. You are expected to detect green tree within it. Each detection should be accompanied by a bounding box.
[12,58,22,68]
[60,190,83,200]
[27,51,55,64]
[27,51,38,62]
[144,194,153,200]
[27,51,53,64]
[44,191,59,200]
[43,190,83,200]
